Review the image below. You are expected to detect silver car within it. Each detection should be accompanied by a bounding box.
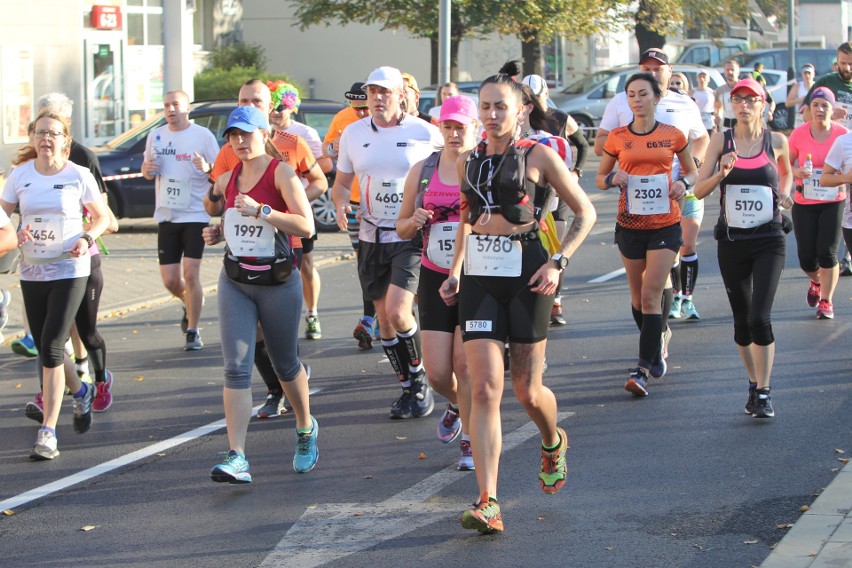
[551,64,725,136]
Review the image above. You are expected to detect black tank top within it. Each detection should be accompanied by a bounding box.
[716,129,784,240]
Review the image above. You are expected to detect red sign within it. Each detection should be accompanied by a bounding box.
[91,6,122,30]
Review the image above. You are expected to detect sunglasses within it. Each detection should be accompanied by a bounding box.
[671,81,684,86]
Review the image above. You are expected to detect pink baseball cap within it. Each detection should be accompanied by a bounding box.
[731,77,766,99]
[439,95,477,124]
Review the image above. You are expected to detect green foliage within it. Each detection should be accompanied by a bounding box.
[193,66,301,101]
[207,43,267,71]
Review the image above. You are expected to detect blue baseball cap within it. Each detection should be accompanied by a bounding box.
[223,106,269,137]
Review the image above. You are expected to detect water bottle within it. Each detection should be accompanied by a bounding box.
[803,153,813,177]
[151,134,163,176]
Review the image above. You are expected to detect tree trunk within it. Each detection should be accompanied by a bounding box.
[521,36,544,76]
[450,37,461,82]
[430,36,439,85]
[635,0,666,53]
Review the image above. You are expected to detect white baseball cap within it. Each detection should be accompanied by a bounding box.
[363,66,404,91]
[522,74,547,96]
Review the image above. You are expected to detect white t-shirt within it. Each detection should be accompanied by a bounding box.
[599,89,705,178]
[692,87,715,129]
[337,115,441,242]
[715,83,735,123]
[0,207,9,227]
[144,123,220,223]
[1,161,101,281]
[823,132,852,228]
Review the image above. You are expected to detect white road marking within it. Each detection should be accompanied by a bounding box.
[0,391,322,513]
[260,411,575,568]
[589,267,626,283]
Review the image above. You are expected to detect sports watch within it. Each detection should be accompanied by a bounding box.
[680,177,693,195]
[259,204,273,220]
[551,253,569,271]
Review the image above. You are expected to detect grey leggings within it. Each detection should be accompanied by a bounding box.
[218,268,303,390]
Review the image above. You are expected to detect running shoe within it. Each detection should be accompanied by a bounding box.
[807,280,821,308]
[539,427,568,494]
[11,334,38,357]
[30,428,59,461]
[661,326,672,360]
[184,329,204,351]
[817,299,835,319]
[668,295,682,319]
[180,304,188,334]
[842,256,852,276]
[371,318,381,340]
[744,382,757,415]
[353,317,373,350]
[305,315,322,340]
[648,350,667,379]
[550,303,566,326]
[681,297,700,320]
[25,391,44,423]
[411,375,434,418]
[437,403,462,443]
[293,415,319,473]
[624,368,650,396]
[210,450,252,483]
[257,391,286,418]
[457,440,475,471]
[390,389,414,419]
[93,370,114,412]
[461,493,504,534]
[752,388,775,418]
[72,378,95,434]
[0,288,11,329]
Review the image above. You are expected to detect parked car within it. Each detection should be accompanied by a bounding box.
[550,64,725,136]
[669,38,750,67]
[732,48,836,77]
[94,98,346,231]
[753,69,792,130]
[418,81,481,116]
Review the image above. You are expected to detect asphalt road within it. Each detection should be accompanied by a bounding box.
[0,186,850,568]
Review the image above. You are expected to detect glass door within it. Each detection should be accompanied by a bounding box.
[84,35,124,145]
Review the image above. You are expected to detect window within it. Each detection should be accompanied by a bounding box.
[300,112,335,141]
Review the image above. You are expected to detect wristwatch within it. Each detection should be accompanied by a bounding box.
[326,142,337,158]
[572,167,583,178]
[680,177,693,195]
[259,204,273,220]
[551,253,569,271]
[80,233,94,248]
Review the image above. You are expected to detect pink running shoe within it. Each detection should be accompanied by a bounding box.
[807,280,821,308]
[93,370,114,412]
[25,391,44,423]
[816,299,835,319]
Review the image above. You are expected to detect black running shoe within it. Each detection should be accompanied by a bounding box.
[744,382,757,415]
[752,388,774,418]
[390,389,414,419]
[257,391,286,418]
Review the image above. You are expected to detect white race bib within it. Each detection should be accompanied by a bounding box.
[22,214,64,259]
[802,169,839,201]
[223,208,275,257]
[367,177,404,220]
[464,234,522,277]
[725,185,774,228]
[626,174,670,215]
[159,176,192,210]
[426,221,458,270]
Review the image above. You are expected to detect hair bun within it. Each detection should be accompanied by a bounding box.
[498,60,523,78]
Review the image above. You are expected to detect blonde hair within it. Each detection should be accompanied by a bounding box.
[12,111,72,165]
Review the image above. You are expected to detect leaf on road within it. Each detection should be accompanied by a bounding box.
[352,513,364,517]
[418,452,427,459]
[363,475,373,480]
[776,523,793,529]
[15,383,21,389]
[203,409,212,414]
[835,448,846,454]
[2,510,14,516]
[744,539,758,545]
[395,436,407,440]
[605,546,614,550]
[839,458,850,464]
[80,525,98,531]
[537,516,545,521]
[135,375,144,381]
[132,330,138,334]
[157,453,166,457]
[800,505,810,512]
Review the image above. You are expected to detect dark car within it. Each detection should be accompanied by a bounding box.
[94,99,346,231]
[732,48,837,76]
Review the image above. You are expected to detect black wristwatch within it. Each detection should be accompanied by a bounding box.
[572,167,583,178]
[80,233,94,248]
[551,253,569,271]
[679,177,693,195]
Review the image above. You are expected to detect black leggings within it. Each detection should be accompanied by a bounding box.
[792,201,843,272]
[21,277,87,368]
[717,236,785,346]
[75,255,107,383]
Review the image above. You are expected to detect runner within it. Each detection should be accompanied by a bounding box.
[202,106,318,482]
[331,66,442,419]
[786,63,816,129]
[694,78,794,419]
[428,82,460,120]
[820,117,852,287]
[691,70,716,134]
[267,81,331,340]
[1,110,110,459]
[787,87,848,319]
[443,69,596,534]
[141,90,219,351]
[401,72,433,122]
[397,95,479,470]
[715,60,742,131]
[596,73,696,395]
[804,42,852,128]
[323,82,378,349]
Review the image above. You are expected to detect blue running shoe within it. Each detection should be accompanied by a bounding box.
[668,295,682,319]
[681,298,700,320]
[293,415,319,473]
[437,403,462,443]
[11,334,38,358]
[211,450,252,483]
[625,368,649,397]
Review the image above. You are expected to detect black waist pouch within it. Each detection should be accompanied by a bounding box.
[223,229,294,285]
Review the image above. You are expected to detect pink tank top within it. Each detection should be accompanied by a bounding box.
[421,166,461,274]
